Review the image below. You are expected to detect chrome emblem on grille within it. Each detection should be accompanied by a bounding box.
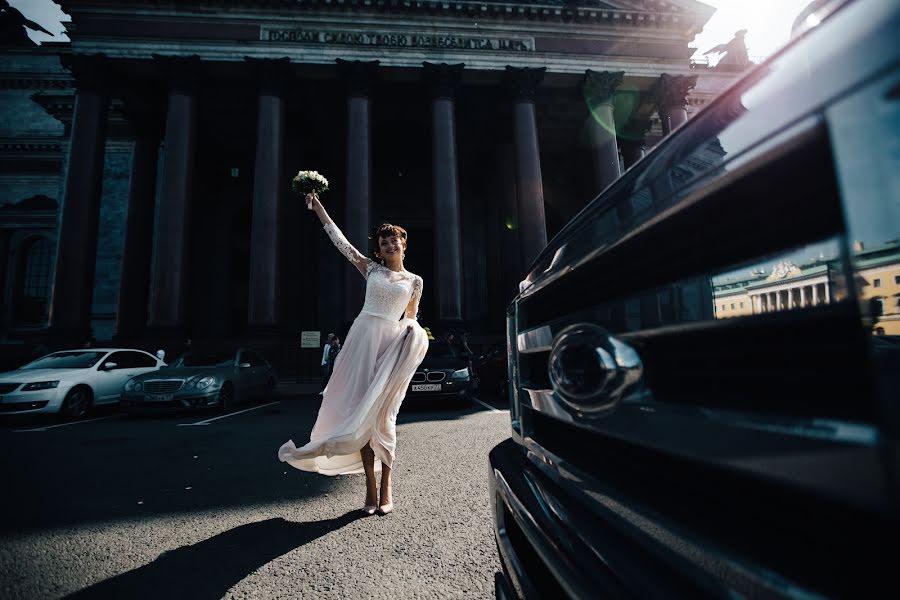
[548,324,643,415]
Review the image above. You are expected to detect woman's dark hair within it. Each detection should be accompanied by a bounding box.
[371,223,408,258]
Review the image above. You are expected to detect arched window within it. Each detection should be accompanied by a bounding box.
[16,237,52,325]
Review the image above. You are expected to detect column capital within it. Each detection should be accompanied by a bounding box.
[423,62,464,100]
[653,73,697,111]
[59,53,110,91]
[336,58,380,97]
[245,57,292,95]
[582,70,624,106]
[504,66,546,102]
[152,54,204,94]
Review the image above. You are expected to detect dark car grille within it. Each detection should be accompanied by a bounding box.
[0,400,48,412]
[0,383,21,394]
[412,371,447,383]
[143,380,184,394]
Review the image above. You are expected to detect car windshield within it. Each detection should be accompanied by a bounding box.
[172,352,235,368]
[427,343,458,359]
[21,351,107,370]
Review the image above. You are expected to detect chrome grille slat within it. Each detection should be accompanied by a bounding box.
[426,372,446,382]
[411,372,426,383]
[143,380,184,394]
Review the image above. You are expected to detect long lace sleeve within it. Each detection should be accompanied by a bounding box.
[323,221,371,277]
[404,276,423,320]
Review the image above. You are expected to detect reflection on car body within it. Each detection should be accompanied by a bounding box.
[490,1,900,598]
[121,348,276,414]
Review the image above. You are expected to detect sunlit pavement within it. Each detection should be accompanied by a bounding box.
[0,392,510,599]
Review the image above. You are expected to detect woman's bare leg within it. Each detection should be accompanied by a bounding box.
[360,443,378,507]
[379,463,393,508]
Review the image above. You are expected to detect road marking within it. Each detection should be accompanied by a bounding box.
[471,397,507,414]
[177,401,280,426]
[15,414,122,432]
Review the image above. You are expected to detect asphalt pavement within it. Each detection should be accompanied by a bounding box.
[0,389,511,599]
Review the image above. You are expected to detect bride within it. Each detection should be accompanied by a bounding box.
[278,192,429,516]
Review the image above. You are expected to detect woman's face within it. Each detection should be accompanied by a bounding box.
[378,235,405,261]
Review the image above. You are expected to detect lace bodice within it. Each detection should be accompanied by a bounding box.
[362,263,423,320]
[323,221,423,320]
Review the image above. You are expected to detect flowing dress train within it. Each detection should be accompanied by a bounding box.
[277,222,428,475]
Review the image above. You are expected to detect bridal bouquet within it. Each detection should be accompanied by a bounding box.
[291,170,329,202]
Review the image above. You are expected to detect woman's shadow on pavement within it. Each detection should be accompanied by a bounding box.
[65,511,364,600]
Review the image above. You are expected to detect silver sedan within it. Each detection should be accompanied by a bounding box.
[0,349,165,418]
[120,348,276,414]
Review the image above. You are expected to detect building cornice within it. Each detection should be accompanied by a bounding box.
[60,0,712,33]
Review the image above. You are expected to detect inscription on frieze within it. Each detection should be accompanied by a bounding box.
[263,27,534,51]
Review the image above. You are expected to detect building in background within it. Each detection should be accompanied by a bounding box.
[0,0,746,371]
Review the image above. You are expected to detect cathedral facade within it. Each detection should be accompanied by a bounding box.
[0,0,740,370]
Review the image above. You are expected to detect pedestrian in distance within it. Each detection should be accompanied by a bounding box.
[320,333,336,393]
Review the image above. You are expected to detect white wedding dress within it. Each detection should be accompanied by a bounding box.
[277,221,429,476]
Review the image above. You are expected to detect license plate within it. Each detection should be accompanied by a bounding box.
[145,394,173,402]
[412,384,441,392]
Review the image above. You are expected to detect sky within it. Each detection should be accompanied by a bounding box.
[8,0,70,44]
[689,0,813,64]
[15,0,810,61]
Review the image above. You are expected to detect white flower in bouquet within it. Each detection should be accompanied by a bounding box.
[291,170,329,201]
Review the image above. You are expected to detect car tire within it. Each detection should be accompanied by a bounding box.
[218,382,234,413]
[60,386,92,419]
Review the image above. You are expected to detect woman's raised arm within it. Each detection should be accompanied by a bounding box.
[307,193,371,277]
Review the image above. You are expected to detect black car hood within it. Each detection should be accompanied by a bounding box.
[419,355,467,371]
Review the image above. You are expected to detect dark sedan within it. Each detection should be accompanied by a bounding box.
[120,348,276,413]
[406,342,473,401]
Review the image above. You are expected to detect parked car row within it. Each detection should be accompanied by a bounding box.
[0,347,276,418]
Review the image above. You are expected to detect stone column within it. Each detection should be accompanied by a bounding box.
[654,74,697,136]
[812,284,820,306]
[0,232,10,337]
[424,62,465,325]
[799,286,807,308]
[115,95,163,341]
[619,117,652,170]
[583,70,624,194]
[337,59,378,323]
[823,283,831,304]
[47,54,110,344]
[505,66,548,270]
[247,58,290,333]
[147,56,201,337]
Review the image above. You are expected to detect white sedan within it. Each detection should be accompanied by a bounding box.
[0,348,165,418]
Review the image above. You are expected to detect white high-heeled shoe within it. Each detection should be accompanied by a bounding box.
[362,504,377,516]
[377,502,393,515]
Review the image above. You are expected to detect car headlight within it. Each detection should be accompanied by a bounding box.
[133,382,142,392]
[124,379,135,392]
[450,368,470,381]
[196,376,216,389]
[22,380,60,391]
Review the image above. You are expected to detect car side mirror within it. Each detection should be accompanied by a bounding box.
[239,362,251,369]
[102,362,118,370]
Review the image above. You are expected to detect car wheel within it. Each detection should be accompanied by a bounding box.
[60,386,92,419]
[218,382,234,413]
